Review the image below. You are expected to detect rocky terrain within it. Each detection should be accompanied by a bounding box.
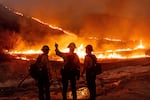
[0,57,150,100]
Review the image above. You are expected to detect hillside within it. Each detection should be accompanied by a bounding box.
[0,4,66,51]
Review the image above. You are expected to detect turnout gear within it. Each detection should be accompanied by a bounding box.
[55,42,80,100]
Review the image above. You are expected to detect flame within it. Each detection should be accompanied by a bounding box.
[5,5,77,37]
[97,52,126,59]
[134,40,145,49]
[3,7,148,60]
[32,17,77,37]
[7,40,149,61]
[8,50,42,55]
[104,38,122,42]
[96,39,147,59]
[16,56,30,61]
[61,44,86,59]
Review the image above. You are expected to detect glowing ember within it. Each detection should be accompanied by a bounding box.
[104,37,122,42]
[67,87,89,99]
[8,50,42,55]
[134,40,145,49]
[97,52,126,59]
[14,11,23,16]
[32,17,77,37]
[16,57,30,61]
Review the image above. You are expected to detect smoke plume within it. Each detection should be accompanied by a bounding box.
[1,0,150,49]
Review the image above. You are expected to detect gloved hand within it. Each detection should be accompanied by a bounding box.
[55,43,58,49]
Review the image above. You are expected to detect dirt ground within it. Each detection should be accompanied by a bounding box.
[0,57,150,100]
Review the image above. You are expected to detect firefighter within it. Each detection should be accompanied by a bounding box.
[37,45,51,100]
[55,42,80,100]
[81,45,97,100]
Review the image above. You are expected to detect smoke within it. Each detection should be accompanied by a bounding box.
[102,0,150,17]
[1,0,150,49]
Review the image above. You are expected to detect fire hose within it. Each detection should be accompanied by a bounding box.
[17,74,30,88]
[17,66,62,93]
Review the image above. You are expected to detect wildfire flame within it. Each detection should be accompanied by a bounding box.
[32,17,77,37]
[134,40,145,49]
[5,5,77,37]
[3,7,149,61]
[8,50,42,55]
[97,40,146,59]
[7,39,148,61]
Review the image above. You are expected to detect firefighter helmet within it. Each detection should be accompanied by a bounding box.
[67,42,76,48]
[86,45,93,51]
[41,45,50,51]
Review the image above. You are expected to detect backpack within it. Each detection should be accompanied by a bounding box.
[61,53,80,80]
[93,63,102,75]
[90,55,102,75]
[29,55,42,80]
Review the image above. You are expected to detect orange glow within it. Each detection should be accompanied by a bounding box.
[61,44,86,59]
[8,50,42,55]
[4,9,148,60]
[134,40,145,49]
[104,38,122,42]
[96,39,147,59]
[32,17,77,37]
[16,56,30,61]
[7,39,149,61]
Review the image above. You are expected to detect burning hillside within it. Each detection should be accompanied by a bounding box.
[0,4,73,54]
[1,4,150,61]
